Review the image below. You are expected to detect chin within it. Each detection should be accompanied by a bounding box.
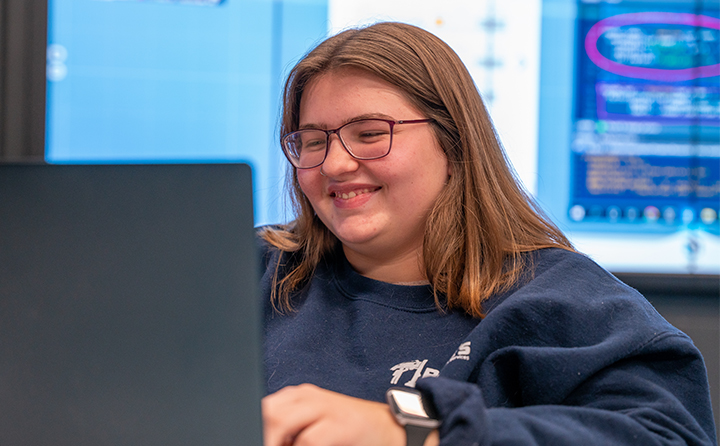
[334,232,377,247]
[330,226,380,248]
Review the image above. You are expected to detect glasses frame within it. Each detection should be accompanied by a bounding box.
[281,118,434,169]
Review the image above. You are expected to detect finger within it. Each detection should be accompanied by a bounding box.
[263,385,325,446]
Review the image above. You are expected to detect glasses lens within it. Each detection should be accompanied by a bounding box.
[340,119,392,159]
[284,130,327,168]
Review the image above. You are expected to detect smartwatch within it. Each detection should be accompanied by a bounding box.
[386,387,440,446]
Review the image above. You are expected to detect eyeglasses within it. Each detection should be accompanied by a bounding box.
[281,118,433,169]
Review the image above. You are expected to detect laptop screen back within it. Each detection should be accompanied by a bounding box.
[0,163,263,446]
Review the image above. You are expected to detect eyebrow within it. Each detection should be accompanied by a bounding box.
[298,112,395,131]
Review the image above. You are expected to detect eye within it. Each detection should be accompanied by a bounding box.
[304,139,325,150]
[348,120,391,142]
[359,129,390,139]
[298,131,327,152]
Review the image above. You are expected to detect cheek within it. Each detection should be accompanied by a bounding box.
[296,170,321,202]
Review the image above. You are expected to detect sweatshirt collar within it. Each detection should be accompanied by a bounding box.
[321,252,441,312]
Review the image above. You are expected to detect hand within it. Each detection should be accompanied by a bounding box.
[262,383,406,446]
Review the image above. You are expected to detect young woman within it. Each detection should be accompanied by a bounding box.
[259,22,716,446]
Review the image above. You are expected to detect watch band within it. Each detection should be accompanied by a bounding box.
[404,424,433,446]
[386,387,440,446]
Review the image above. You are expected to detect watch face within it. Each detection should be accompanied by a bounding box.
[388,389,430,418]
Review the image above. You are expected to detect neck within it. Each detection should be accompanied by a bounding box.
[342,245,427,284]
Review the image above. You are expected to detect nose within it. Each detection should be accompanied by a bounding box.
[320,133,360,177]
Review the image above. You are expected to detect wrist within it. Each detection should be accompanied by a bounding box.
[386,387,441,446]
[423,429,439,446]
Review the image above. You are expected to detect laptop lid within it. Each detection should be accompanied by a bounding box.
[0,163,263,446]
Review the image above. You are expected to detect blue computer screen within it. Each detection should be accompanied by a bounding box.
[45,0,329,225]
[572,2,719,228]
[538,0,719,273]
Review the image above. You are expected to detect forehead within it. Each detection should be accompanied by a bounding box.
[298,68,421,127]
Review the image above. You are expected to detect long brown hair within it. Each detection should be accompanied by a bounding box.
[262,22,574,317]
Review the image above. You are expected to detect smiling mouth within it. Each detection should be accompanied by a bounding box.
[331,187,380,200]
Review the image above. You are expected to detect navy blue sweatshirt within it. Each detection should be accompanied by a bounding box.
[261,243,717,445]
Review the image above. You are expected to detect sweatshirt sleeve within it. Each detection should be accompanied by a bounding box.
[417,250,717,446]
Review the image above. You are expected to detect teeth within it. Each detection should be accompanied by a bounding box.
[339,188,371,199]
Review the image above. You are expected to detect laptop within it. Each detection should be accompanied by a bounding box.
[0,163,264,446]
